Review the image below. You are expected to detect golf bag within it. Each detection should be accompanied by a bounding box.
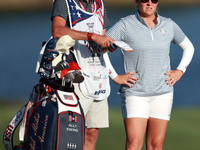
[3,36,85,150]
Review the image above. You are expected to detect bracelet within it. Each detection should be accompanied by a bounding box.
[87,32,92,40]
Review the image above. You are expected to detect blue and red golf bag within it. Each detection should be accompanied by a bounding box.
[3,36,85,150]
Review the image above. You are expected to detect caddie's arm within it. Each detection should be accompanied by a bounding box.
[52,16,114,48]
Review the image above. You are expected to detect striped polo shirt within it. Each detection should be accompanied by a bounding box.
[106,11,186,97]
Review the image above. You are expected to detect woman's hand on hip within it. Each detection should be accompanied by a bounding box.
[165,69,183,87]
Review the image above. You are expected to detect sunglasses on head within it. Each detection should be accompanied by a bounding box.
[141,0,159,4]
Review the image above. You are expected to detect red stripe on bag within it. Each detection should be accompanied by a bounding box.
[69,115,72,122]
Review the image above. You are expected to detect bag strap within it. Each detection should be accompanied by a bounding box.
[3,104,26,150]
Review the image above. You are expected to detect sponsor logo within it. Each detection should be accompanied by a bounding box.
[93,75,101,81]
[67,142,77,149]
[83,73,90,78]
[161,28,166,36]
[94,90,106,95]
[103,75,108,79]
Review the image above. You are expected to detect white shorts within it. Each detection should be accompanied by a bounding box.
[121,92,173,121]
[74,83,109,128]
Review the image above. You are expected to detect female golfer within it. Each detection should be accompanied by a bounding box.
[106,0,194,149]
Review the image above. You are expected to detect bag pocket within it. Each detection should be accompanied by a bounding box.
[24,99,58,150]
[57,111,85,150]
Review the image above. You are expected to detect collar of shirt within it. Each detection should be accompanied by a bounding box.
[135,10,161,26]
[78,0,95,12]
[81,0,94,3]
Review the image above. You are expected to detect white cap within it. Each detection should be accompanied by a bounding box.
[35,35,75,73]
[52,35,75,67]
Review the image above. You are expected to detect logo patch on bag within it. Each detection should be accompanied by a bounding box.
[64,95,74,101]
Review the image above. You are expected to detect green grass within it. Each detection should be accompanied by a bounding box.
[1,105,200,150]
[0,103,24,149]
[97,107,200,150]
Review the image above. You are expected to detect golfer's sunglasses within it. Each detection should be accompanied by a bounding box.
[141,0,159,4]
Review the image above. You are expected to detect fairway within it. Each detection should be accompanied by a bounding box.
[1,104,200,150]
[96,107,200,150]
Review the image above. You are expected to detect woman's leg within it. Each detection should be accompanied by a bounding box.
[146,118,168,150]
[124,118,148,150]
[145,92,173,150]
